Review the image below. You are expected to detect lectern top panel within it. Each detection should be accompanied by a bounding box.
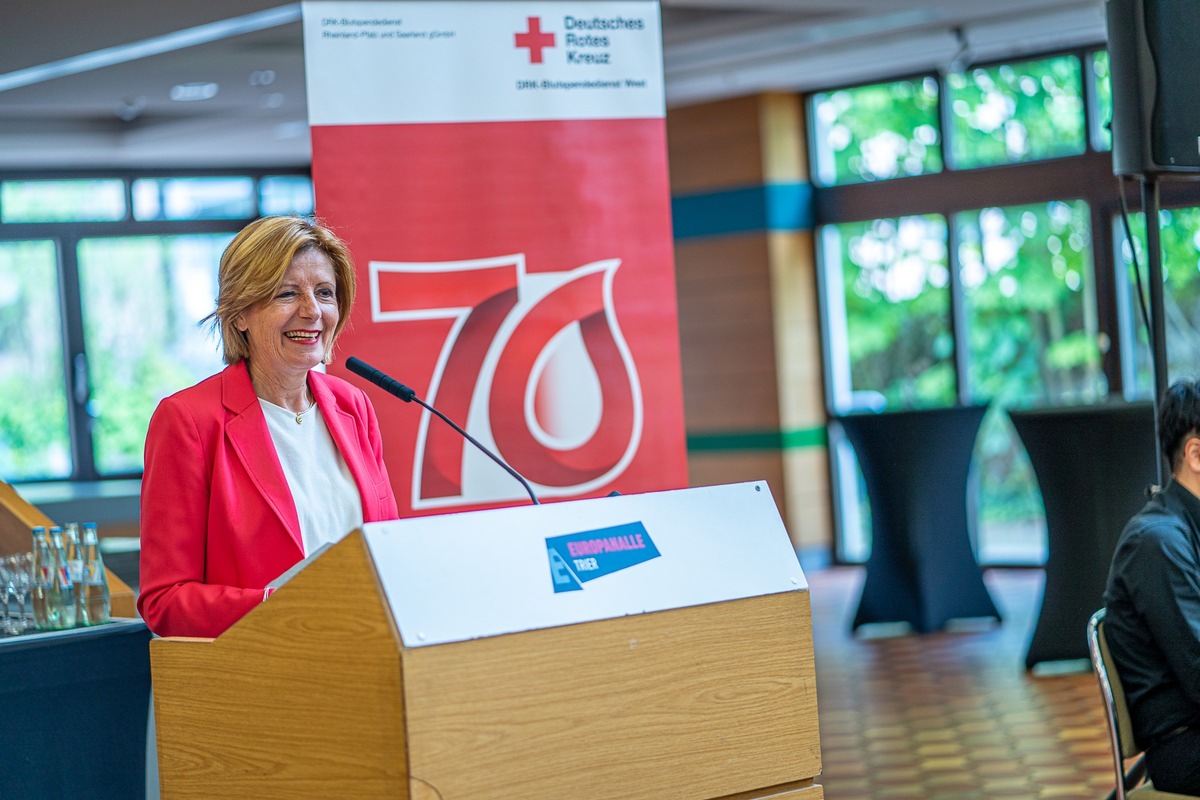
[363,481,805,647]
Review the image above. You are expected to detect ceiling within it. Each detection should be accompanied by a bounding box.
[0,0,1108,170]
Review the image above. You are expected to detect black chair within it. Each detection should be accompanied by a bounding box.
[1087,609,1197,800]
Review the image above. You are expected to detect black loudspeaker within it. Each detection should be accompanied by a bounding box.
[1107,0,1200,176]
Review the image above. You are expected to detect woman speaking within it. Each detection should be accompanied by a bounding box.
[138,216,398,638]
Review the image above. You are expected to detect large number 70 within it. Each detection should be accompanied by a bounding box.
[370,254,644,509]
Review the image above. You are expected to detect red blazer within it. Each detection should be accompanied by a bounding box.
[137,362,399,638]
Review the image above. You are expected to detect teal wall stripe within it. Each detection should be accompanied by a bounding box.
[686,426,827,453]
[672,182,813,240]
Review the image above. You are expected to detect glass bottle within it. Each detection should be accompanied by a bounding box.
[48,526,76,629]
[63,522,83,622]
[30,526,50,630]
[79,522,110,625]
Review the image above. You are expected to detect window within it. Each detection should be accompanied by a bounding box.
[78,235,230,475]
[813,46,1139,565]
[1,180,126,223]
[822,214,953,412]
[0,241,70,480]
[810,77,942,187]
[821,214,952,562]
[1091,50,1113,152]
[957,200,1102,406]
[1116,206,1200,399]
[956,199,1101,564]
[260,176,316,216]
[945,54,1086,169]
[132,177,257,221]
[0,171,312,485]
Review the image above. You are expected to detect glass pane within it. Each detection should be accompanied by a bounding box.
[1092,50,1113,152]
[821,214,954,412]
[957,200,1103,405]
[831,435,872,563]
[957,199,1101,565]
[1116,207,1200,400]
[1,180,126,223]
[259,176,314,216]
[131,177,255,221]
[971,408,1048,565]
[0,241,71,480]
[810,77,942,186]
[77,234,231,475]
[946,55,1086,169]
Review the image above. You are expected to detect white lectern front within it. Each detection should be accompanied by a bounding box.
[151,481,823,800]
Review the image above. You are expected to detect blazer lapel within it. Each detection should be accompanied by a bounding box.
[310,371,378,519]
[223,363,304,552]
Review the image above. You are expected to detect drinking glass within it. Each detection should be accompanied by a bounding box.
[0,557,12,634]
[5,554,32,634]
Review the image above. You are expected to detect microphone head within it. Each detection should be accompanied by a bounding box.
[345,356,416,402]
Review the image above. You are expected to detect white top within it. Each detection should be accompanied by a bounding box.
[259,399,364,556]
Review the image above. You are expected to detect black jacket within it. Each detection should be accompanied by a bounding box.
[1104,479,1200,749]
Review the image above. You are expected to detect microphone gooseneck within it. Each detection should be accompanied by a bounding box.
[344,356,540,505]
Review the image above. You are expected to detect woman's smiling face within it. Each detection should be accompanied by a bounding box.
[235,247,340,383]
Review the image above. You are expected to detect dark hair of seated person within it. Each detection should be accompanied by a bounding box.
[1159,378,1200,473]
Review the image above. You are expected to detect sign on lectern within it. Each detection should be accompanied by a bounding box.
[363,480,805,647]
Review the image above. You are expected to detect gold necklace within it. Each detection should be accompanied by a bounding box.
[295,399,316,425]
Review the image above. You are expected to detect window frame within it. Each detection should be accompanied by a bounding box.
[809,45,1200,565]
[0,167,311,484]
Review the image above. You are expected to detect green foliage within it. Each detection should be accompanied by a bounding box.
[946,55,1086,168]
[958,200,1102,406]
[952,199,1102,528]
[0,241,71,480]
[90,348,193,474]
[1120,207,1200,392]
[812,77,943,185]
[1092,50,1113,151]
[0,374,69,477]
[973,408,1044,524]
[78,235,226,475]
[832,214,955,408]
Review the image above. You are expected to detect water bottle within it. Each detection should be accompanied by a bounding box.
[64,522,84,622]
[48,526,77,629]
[79,522,110,625]
[30,526,50,630]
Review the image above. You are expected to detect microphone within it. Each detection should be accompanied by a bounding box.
[345,356,540,505]
[345,356,416,402]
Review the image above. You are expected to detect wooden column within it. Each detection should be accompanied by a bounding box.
[667,94,832,557]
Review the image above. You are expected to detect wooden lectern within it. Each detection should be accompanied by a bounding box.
[0,480,136,618]
[151,482,822,799]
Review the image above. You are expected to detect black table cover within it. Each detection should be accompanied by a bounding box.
[1,618,151,799]
[838,405,1001,633]
[1009,401,1157,670]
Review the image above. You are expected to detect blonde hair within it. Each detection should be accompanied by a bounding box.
[203,216,357,365]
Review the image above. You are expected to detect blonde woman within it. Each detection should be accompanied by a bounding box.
[138,216,398,638]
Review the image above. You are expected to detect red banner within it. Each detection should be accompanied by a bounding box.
[304,3,686,513]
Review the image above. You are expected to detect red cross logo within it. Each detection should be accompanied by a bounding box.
[515,17,555,64]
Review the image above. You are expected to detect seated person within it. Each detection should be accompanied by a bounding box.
[1105,378,1200,794]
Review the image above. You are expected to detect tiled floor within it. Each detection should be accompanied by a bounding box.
[807,566,1119,799]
